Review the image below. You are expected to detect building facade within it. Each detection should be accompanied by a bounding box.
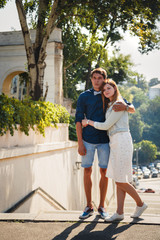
[149,84,160,100]
[0,29,63,104]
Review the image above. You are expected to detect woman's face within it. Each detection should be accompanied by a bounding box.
[103,83,115,100]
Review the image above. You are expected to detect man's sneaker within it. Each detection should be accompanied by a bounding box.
[105,212,124,222]
[98,207,109,219]
[79,206,94,219]
[131,202,148,218]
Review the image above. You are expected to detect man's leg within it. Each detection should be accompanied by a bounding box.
[84,167,93,208]
[99,167,108,208]
[79,141,95,219]
[97,143,110,208]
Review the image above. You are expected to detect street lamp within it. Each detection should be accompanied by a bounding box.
[134,147,141,177]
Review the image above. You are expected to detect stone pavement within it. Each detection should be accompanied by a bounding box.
[0,180,160,240]
[0,212,160,240]
[0,209,160,224]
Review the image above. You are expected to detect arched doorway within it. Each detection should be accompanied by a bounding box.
[2,71,28,100]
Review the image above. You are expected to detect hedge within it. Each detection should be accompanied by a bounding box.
[0,94,70,136]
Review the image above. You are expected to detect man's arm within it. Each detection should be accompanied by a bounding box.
[76,122,86,156]
[112,102,135,113]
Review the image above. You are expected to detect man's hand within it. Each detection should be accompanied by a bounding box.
[78,142,87,156]
[113,101,135,113]
[112,101,127,112]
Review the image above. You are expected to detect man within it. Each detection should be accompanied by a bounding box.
[75,68,135,219]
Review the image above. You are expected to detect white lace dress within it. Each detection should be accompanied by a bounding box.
[106,131,133,183]
[94,100,133,183]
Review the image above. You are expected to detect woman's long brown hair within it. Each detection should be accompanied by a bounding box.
[100,79,122,112]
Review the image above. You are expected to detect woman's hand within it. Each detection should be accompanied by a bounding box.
[82,119,88,127]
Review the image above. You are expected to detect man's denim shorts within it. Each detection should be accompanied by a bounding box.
[81,140,110,169]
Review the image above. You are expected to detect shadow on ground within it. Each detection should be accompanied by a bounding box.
[52,216,142,240]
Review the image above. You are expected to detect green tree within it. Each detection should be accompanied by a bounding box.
[143,124,160,150]
[149,78,160,87]
[136,97,160,150]
[129,111,144,143]
[134,140,157,165]
[0,0,6,8]
[59,0,160,100]
[129,86,149,109]
[100,51,136,84]
[1,0,160,101]
[136,74,148,92]
[142,96,160,125]
[118,85,133,103]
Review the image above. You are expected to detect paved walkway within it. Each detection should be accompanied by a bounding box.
[0,209,160,224]
[0,212,160,240]
[0,180,160,240]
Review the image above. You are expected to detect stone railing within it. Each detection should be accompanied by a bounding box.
[0,124,69,148]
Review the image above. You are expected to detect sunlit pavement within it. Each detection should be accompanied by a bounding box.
[0,178,159,240]
[138,177,160,194]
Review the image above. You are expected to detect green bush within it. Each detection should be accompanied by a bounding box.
[0,94,70,136]
[69,116,77,141]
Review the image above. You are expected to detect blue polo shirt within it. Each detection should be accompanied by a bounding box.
[75,88,109,144]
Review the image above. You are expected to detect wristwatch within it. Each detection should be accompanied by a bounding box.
[87,119,90,124]
[126,105,129,111]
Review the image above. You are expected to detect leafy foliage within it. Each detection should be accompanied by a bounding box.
[121,82,160,154]
[143,124,160,150]
[134,140,157,164]
[140,96,160,149]
[148,78,160,87]
[142,96,160,125]
[129,86,149,109]
[129,111,144,143]
[69,116,77,141]
[1,0,160,100]
[59,0,160,100]
[0,0,6,8]
[0,94,70,136]
[118,85,133,103]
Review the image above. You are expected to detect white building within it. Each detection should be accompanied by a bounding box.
[0,29,63,104]
[149,83,160,100]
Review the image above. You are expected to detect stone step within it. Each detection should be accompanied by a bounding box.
[0,211,160,225]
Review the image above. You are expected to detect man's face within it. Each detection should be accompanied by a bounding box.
[91,73,105,91]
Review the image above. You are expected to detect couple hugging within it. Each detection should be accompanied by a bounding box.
[75,67,147,222]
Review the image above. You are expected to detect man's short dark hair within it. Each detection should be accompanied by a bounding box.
[91,68,107,79]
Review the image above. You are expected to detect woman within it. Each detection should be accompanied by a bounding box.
[82,79,147,222]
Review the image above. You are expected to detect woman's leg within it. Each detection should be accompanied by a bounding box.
[104,184,125,222]
[116,182,143,207]
[116,185,126,215]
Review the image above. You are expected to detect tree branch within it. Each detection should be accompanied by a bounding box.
[15,0,35,66]
[38,0,60,64]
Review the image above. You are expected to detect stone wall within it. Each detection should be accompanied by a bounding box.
[0,125,115,213]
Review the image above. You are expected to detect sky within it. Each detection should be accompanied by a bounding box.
[0,1,160,82]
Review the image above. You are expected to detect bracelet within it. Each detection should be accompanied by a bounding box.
[87,119,90,124]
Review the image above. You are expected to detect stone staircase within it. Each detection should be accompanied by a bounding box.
[107,192,160,217]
